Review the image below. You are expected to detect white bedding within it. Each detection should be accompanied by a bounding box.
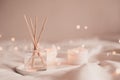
[0,39,120,80]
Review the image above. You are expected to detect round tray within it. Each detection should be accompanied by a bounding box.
[15,64,80,75]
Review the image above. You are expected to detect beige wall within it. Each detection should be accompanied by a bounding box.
[0,0,120,42]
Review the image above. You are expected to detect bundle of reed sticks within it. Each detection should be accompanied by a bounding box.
[24,15,47,69]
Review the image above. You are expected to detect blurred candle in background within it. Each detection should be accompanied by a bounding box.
[67,47,88,65]
[46,45,58,66]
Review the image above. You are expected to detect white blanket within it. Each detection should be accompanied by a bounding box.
[0,39,120,80]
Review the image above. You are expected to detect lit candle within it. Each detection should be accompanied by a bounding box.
[46,45,58,66]
[67,47,88,65]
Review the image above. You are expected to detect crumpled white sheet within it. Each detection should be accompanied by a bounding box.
[0,39,120,80]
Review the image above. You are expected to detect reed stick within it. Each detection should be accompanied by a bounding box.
[34,16,38,50]
[24,15,47,69]
[24,15,34,45]
[37,17,47,44]
[29,17,37,49]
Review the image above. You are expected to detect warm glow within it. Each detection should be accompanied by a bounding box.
[11,37,16,42]
[119,39,120,43]
[14,46,18,51]
[115,68,120,74]
[112,51,116,55]
[0,34,2,38]
[0,46,3,51]
[84,26,88,30]
[76,25,80,30]
[67,47,88,65]
[81,44,85,48]
[57,46,61,50]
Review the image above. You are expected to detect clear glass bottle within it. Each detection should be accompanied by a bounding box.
[24,49,47,72]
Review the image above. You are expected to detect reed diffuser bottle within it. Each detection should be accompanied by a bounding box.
[24,15,47,72]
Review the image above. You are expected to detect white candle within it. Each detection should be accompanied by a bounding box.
[46,45,58,66]
[67,47,88,65]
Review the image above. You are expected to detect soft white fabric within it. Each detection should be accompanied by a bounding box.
[0,39,120,80]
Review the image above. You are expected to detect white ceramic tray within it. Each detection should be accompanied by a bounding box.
[15,64,80,75]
